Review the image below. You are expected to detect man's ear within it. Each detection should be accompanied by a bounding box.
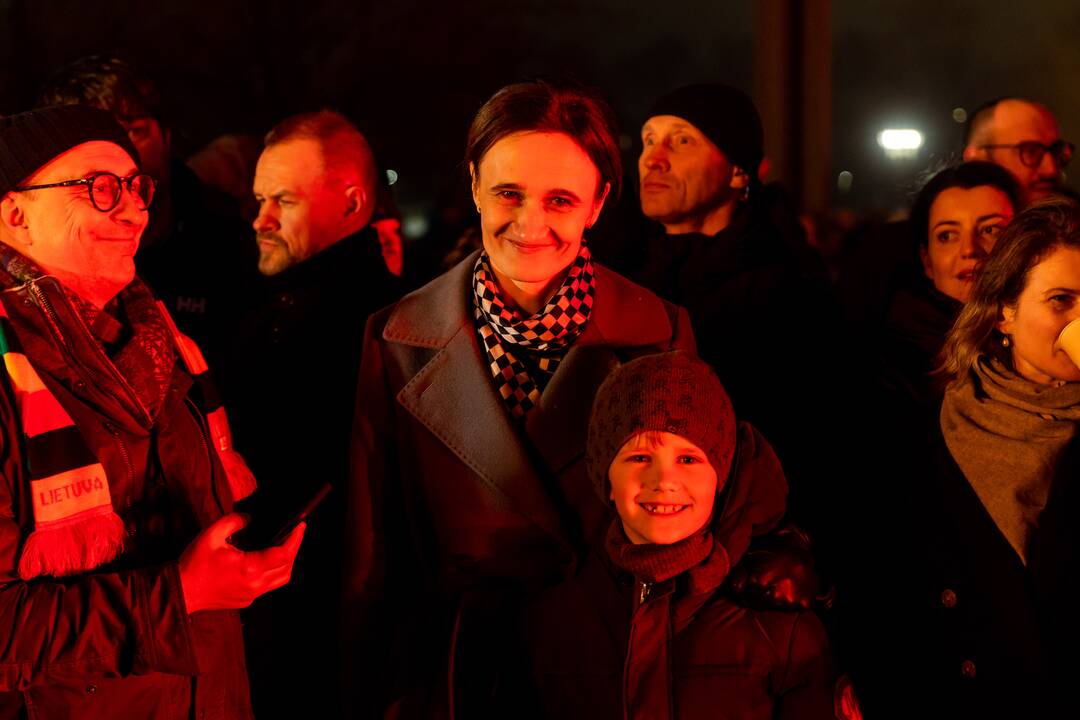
[729,166,750,191]
[0,194,31,246]
[586,182,611,229]
[344,185,369,219]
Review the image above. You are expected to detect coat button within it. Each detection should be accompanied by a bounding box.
[960,660,976,679]
[941,589,958,608]
[85,684,97,694]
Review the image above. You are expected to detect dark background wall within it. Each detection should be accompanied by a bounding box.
[0,0,751,221]
[2,0,1078,219]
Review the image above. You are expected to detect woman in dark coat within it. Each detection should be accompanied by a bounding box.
[524,351,835,720]
[877,162,1019,415]
[851,198,1080,718]
[344,81,695,718]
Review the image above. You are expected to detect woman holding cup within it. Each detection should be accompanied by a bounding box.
[853,198,1080,718]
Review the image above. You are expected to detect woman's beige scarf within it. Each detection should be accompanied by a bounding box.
[941,355,1080,564]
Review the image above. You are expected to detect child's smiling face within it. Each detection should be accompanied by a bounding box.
[608,431,720,545]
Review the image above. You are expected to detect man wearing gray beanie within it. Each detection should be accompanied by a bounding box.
[620,84,842,580]
[0,104,303,718]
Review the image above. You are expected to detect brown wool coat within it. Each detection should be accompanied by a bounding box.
[344,251,695,718]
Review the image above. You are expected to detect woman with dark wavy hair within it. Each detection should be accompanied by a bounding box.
[877,161,1019,415]
[854,197,1080,718]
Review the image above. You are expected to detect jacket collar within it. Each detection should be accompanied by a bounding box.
[383,250,675,543]
[258,225,385,293]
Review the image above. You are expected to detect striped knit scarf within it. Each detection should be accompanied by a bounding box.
[0,301,126,579]
[472,246,595,418]
[1,293,255,580]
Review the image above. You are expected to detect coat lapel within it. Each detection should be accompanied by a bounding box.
[383,256,680,547]
[523,341,617,476]
[522,263,677,477]
[385,253,567,544]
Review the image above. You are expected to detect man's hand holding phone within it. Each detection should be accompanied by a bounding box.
[178,513,305,614]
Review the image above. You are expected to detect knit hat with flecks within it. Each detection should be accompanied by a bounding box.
[587,350,737,501]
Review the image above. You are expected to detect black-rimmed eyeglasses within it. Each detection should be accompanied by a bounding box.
[13,172,156,212]
[980,140,1075,169]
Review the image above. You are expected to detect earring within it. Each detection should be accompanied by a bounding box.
[1002,335,1011,348]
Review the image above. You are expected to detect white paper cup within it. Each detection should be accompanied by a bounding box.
[1054,317,1080,369]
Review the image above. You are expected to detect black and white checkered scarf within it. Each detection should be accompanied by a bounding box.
[472,246,595,419]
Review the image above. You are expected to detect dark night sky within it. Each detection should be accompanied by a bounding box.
[1,0,1078,219]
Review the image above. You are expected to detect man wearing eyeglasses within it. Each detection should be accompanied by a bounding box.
[963,97,1073,206]
[38,55,257,358]
[0,105,301,719]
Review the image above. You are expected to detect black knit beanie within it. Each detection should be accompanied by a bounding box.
[647,83,763,175]
[0,105,140,199]
[588,351,737,501]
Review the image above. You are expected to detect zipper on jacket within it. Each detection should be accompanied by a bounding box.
[639,581,652,605]
[28,279,152,427]
[185,395,225,513]
[26,279,67,346]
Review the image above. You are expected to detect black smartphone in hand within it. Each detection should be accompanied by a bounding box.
[230,482,332,552]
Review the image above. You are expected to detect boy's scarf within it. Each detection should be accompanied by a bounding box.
[472,246,594,418]
[941,354,1080,565]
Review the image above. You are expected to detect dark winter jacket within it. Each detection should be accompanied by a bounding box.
[345,250,695,718]
[877,280,960,417]
[617,193,843,569]
[0,261,250,719]
[138,159,257,359]
[219,225,401,718]
[845,419,1079,719]
[523,422,836,720]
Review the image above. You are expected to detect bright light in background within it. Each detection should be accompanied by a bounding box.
[878,129,923,150]
[837,170,853,192]
[878,128,923,159]
[952,107,968,124]
[402,213,429,239]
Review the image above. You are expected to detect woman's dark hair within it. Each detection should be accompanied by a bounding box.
[941,197,1080,386]
[465,80,622,202]
[909,161,1021,251]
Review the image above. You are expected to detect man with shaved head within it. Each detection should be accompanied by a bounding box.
[963,98,1073,206]
[223,110,400,717]
[252,111,380,275]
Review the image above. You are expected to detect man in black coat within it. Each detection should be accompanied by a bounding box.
[615,84,842,562]
[220,110,401,718]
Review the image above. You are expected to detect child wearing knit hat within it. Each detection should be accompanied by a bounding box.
[523,351,842,720]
